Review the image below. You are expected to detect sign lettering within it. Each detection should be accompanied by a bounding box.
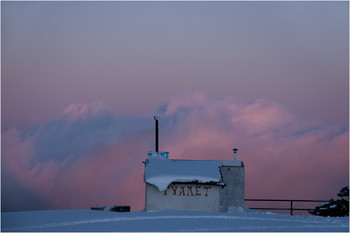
[179,186,185,196]
[203,186,211,196]
[195,186,201,196]
[187,186,194,196]
[163,185,212,197]
[171,186,178,195]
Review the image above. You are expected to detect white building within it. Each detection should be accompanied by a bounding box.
[143,151,245,212]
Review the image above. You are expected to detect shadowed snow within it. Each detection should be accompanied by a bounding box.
[2,209,348,232]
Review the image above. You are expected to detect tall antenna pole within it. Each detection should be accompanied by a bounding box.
[154,116,159,152]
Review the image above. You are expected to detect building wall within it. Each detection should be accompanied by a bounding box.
[145,183,221,212]
[144,160,245,212]
[219,163,245,211]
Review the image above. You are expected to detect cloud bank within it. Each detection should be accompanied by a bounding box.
[2,93,348,211]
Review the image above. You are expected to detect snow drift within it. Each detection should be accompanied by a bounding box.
[2,208,348,232]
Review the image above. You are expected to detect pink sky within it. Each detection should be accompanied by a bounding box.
[2,93,348,212]
[1,2,348,212]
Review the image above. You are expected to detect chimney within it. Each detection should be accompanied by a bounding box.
[154,116,159,152]
[233,148,238,160]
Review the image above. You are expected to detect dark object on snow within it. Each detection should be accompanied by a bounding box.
[309,186,349,217]
[308,199,349,217]
[91,205,130,212]
[110,206,130,212]
[91,206,105,211]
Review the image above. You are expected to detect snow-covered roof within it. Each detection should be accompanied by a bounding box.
[144,157,224,191]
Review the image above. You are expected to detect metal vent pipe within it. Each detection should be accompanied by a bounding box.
[154,116,159,152]
[233,148,238,160]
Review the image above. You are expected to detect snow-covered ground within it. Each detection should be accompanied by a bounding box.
[2,207,348,232]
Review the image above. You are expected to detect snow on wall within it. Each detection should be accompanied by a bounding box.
[144,157,222,191]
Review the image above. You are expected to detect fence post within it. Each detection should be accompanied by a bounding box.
[290,200,293,215]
